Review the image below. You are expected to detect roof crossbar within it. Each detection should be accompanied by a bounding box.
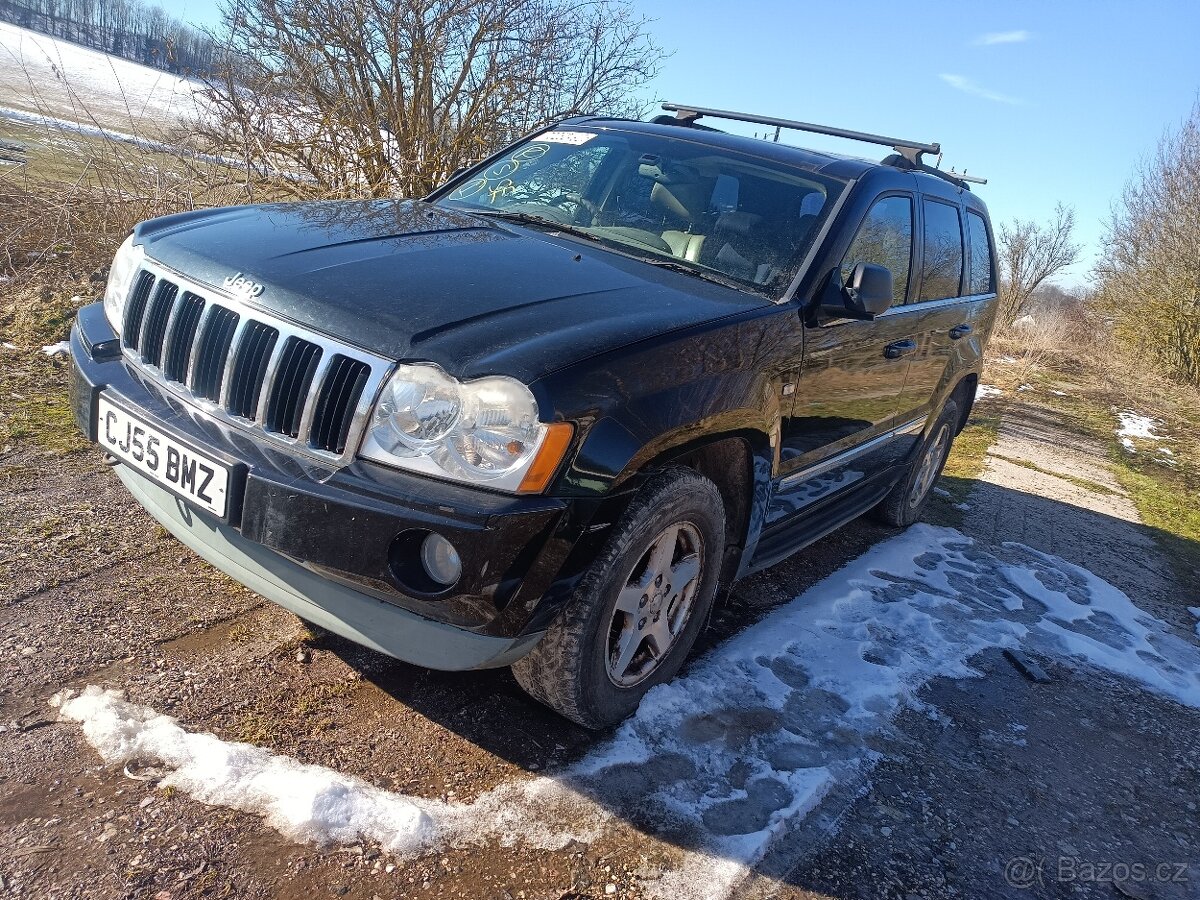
[662,102,941,166]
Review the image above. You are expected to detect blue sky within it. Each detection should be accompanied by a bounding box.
[172,0,1200,287]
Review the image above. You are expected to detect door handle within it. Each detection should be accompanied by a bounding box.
[949,323,973,340]
[884,339,918,359]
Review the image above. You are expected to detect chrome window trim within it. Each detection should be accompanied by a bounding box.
[778,415,927,489]
[875,291,997,318]
[120,257,395,468]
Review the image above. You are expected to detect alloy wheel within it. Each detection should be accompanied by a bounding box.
[605,522,704,688]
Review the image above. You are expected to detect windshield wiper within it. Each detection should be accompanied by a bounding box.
[470,209,602,243]
[633,256,750,291]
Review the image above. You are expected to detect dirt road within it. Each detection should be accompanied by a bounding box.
[2,369,1198,900]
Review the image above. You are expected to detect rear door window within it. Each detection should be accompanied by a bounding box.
[966,210,994,294]
[919,199,964,302]
[840,195,913,307]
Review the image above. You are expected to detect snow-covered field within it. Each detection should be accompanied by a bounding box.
[55,524,1200,900]
[0,21,204,132]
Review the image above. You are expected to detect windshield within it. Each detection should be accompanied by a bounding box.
[435,126,846,294]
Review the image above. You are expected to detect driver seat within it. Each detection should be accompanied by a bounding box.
[651,182,707,262]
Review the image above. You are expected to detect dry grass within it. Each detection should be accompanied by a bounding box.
[985,303,1104,386]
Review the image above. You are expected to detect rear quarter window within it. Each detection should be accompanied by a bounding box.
[919,199,964,302]
[966,210,995,294]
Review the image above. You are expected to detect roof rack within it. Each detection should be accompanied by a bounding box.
[661,102,940,166]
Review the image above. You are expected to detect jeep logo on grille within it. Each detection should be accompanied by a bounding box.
[223,272,265,298]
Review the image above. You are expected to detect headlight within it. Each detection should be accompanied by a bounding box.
[102,234,144,335]
[360,363,573,494]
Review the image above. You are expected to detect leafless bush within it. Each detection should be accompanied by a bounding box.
[1095,98,1200,388]
[996,203,1081,326]
[199,0,666,199]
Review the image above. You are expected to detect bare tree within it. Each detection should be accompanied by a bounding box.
[198,0,665,199]
[1095,99,1200,387]
[996,203,1081,324]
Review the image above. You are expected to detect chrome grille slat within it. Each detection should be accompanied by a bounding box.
[265,337,322,438]
[254,335,290,424]
[217,316,253,410]
[295,351,335,446]
[122,271,156,352]
[227,321,279,421]
[310,355,371,454]
[120,260,392,467]
[139,280,179,367]
[191,305,240,402]
[162,292,206,383]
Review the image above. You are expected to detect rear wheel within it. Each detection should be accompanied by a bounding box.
[512,468,725,729]
[873,398,959,527]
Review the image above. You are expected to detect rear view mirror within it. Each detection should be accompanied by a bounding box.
[820,264,894,320]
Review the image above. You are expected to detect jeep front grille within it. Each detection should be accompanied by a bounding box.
[120,261,392,466]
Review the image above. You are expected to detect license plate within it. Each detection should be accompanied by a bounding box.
[97,395,230,518]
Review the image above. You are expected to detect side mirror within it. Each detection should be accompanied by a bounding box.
[819,263,894,320]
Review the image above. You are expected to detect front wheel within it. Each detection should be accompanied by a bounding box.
[873,398,960,527]
[511,468,726,729]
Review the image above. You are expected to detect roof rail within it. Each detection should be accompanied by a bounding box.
[948,168,987,185]
[661,102,941,166]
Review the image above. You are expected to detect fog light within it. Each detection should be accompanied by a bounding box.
[420,533,462,586]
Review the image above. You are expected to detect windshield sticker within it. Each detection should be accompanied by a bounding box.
[448,143,552,202]
[537,130,596,145]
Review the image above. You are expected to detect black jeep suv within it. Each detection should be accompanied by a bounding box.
[69,104,998,728]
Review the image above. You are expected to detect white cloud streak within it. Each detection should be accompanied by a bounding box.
[974,30,1031,45]
[939,73,1023,105]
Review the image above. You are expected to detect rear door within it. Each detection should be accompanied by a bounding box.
[893,192,996,459]
[772,190,919,520]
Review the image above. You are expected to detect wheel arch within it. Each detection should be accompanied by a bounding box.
[622,429,769,587]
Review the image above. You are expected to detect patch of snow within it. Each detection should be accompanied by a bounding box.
[975,384,1003,401]
[1159,447,1175,457]
[1120,437,1137,453]
[1018,384,1033,392]
[2,341,15,350]
[1011,314,1036,329]
[57,527,1200,900]
[1116,411,1167,442]
[41,340,69,356]
[994,355,1018,364]
[0,21,204,129]
[53,686,445,854]
[52,690,603,858]
[1050,390,1068,397]
[955,502,971,511]
[1190,607,1200,640]
[933,487,951,498]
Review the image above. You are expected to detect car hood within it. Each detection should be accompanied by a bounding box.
[133,200,765,383]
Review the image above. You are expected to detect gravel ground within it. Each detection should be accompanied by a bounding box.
[2,371,1197,900]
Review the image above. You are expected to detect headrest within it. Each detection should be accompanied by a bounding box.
[715,211,763,235]
[651,181,708,223]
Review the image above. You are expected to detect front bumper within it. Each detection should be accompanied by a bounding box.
[69,303,615,669]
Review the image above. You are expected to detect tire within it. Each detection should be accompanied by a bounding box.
[873,398,960,527]
[511,467,726,729]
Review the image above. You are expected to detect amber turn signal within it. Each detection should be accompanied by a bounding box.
[517,422,574,494]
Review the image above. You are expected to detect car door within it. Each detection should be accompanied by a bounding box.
[892,194,994,459]
[770,191,919,523]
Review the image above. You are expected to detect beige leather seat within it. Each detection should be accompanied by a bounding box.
[650,182,708,261]
[661,230,707,261]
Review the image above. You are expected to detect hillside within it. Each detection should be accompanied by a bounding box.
[0,20,204,134]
